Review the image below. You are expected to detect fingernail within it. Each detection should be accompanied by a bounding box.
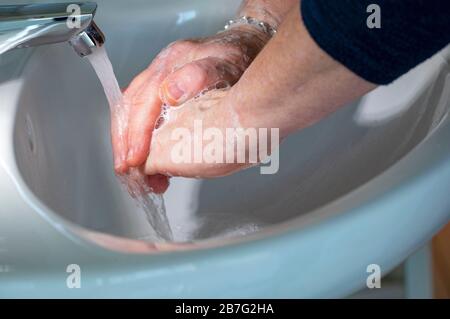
[163,81,185,104]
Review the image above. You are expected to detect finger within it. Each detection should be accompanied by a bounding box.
[125,47,193,167]
[119,67,165,169]
[111,107,129,174]
[160,57,242,106]
[125,66,174,167]
[126,82,163,167]
[145,174,170,194]
[111,80,146,173]
[125,168,169,195]
[124,40,196,99]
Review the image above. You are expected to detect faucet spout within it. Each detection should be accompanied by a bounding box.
[69,21,104,57]
[0,2,104,56]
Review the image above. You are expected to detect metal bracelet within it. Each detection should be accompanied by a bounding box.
[223,16,277,37]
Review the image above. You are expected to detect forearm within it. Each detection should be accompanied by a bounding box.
[229,6,377,138]
[238,0,299,28]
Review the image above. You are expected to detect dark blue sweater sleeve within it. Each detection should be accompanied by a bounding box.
[301,0,450,85]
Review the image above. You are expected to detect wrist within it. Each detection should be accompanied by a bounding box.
[216,26,270,62]
[224,23,270,44]
[224,16,276,39]
[238,4,283,29]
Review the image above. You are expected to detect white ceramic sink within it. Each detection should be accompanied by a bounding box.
[0,0,449,297]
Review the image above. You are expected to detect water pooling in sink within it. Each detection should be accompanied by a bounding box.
[86,46,172,241]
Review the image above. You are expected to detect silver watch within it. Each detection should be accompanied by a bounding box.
[223,16,277,37]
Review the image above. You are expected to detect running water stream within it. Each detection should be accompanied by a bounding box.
[86,46,172,241]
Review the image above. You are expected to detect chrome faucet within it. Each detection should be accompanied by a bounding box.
[0,2,104,56]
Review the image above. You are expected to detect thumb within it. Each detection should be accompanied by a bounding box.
[159,57,242,106]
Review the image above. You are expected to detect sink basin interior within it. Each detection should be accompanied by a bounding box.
[9,1,450,243]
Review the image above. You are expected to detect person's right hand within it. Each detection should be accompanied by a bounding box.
[112,26,270,181]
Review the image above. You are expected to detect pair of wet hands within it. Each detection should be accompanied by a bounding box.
[111,27,269,194]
